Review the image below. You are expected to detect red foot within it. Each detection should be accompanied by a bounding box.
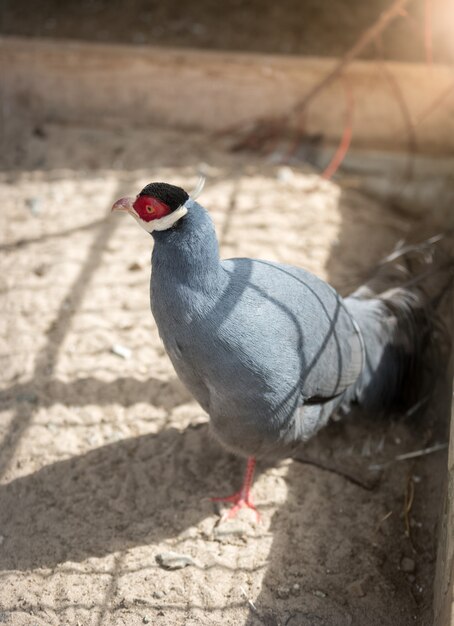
[211,457,260,522]
[211,492,260,521]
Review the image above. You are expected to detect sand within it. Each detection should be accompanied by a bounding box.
[0,124,449,625]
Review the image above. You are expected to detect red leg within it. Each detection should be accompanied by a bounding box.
[211,457,260,521]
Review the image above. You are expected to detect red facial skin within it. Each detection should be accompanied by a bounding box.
[132,195,172,222]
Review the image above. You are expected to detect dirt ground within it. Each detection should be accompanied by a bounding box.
[2,0,454,65]
[0,124,451,626]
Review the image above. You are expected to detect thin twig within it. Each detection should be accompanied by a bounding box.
[376,510,393,533]
[220,0,417,151]
[395,442,448,462]
[240,586,261,618]
[369,442,448,470]
[378,234,444,266]
[292,0,416,119]
[403,474,415,548]
[405,395,430,418]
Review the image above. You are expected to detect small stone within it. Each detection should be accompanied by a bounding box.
[33,264,48,277]
[313,589,327,598]
[143,617,150,624]
[291,583,301,595]
[410,518,423,529]
[111,344,132,359]
[128,261,142,271]
[155,551,197,570]
[214,520,247,539]
[152,591,164,599]
[179,527,198,540]
[25,197,42,216]
[276,586,290,599]
[401,557,416,573]
[347,579,366,598]
[277,166,295,183]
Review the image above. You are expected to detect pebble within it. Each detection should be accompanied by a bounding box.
[400,557,416,573]
[276,586,290,599]
[347,579,366,598]
[277,166,295,183]
[178,527,199,540]
[155,551,197,570]
[291,583,301,595]
[33,264,48,277]
[214,520,247,540]
[25,196,42,216]
[142,617,150,624]
[111,344,132,359]
[313,589,327,599]
[128,261,142,271]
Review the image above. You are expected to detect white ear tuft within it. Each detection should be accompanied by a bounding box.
[190,176,206,201]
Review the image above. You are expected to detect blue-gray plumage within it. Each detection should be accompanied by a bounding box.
[112,182,451,516]
[150,199,366,458]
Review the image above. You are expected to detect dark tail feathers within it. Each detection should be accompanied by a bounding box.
[344,233,454,415]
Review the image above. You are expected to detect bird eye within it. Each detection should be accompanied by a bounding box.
[145,205,155,214]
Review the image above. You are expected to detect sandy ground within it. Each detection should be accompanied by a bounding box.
[0,125,451,625]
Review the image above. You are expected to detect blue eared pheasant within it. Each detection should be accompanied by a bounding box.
[112,181,452,519]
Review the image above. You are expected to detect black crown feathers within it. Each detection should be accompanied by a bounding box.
[138,182,189,212]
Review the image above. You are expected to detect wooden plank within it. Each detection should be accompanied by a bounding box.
[434,386,454,626]
[2,36,454,153]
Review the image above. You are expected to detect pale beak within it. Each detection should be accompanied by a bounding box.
[111,197,135,214]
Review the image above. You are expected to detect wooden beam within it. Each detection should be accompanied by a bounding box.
[434,382,454,626]
[2,36,454,154]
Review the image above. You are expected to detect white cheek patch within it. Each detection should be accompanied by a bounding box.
[133,204,188,233]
